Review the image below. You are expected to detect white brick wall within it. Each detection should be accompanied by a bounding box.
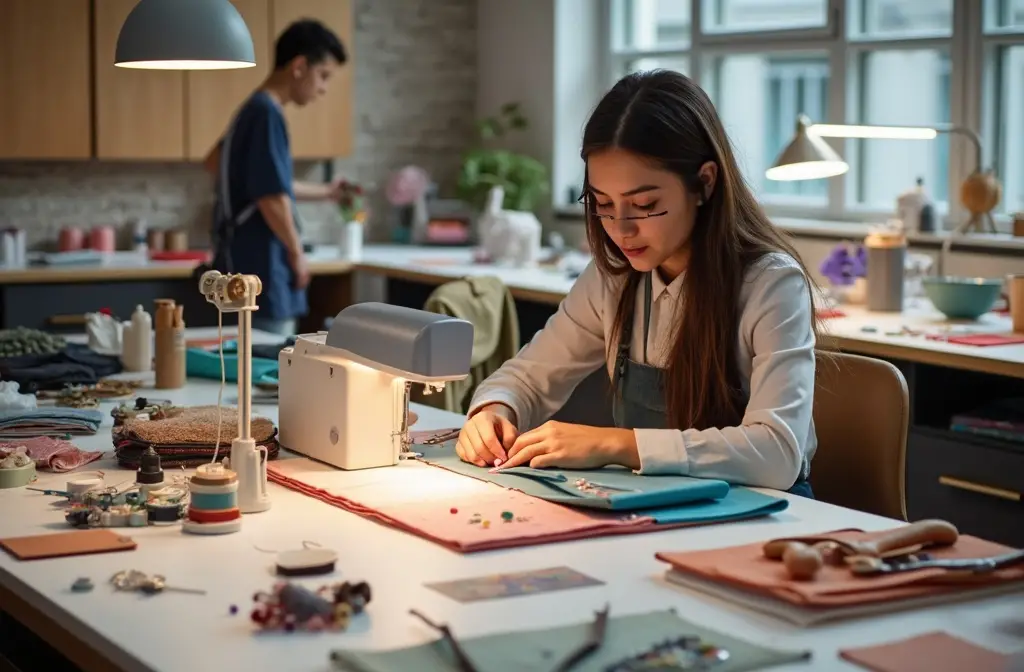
[0,0,478,250]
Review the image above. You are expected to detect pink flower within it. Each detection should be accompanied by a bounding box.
[385,166,430,206]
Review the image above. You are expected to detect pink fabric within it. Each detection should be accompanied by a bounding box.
[267,458,672,553]
[0,437,104,472]
[925,333,1024,346]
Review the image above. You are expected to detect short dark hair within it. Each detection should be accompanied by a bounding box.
[274,19,346,69]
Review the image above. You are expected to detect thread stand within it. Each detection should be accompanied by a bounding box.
[198,270,271,515]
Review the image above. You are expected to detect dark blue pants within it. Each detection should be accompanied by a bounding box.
[787,479,815,499]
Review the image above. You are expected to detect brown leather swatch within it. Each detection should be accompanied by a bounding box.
[840,631,1008,672]
[0,528,136,560]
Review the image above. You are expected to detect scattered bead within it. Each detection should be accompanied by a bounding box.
[229,604,238,615]
[70,577,94,592]
[482,520,490,529]
[501,511,514,522]
[450,507,458,514]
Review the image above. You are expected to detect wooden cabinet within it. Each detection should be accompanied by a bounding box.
[270,0,354,159]
[186,0,272,161]
[93,0,187,159]
[0,0,92,159]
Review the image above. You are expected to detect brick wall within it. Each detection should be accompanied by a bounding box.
[0,0,478,250]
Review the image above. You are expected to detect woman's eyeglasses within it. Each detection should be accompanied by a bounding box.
[577,194,668,221]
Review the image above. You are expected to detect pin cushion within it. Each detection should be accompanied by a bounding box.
[0,455,36,489]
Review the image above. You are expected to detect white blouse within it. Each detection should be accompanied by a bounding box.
[468,252,818,491]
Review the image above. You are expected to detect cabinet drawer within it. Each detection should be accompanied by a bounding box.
[906,428,1023,547]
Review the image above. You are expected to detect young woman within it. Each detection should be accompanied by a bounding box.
[454,70,821,496]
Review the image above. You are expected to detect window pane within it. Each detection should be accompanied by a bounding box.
[705,53,830,203]
[854,49,951,209]
[849,0,953,39]
[986,0,1024,31]
[995,45,1024,212]
[613,0,691,51]
[626,56,690,76]
[702,0,828,33]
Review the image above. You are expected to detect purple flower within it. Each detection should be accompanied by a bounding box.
[820,244,866,286]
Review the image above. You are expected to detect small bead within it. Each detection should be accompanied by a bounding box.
[501,511,513,521]
[482,520,490,529]
[229,604,238,615]
[450,507,458,514]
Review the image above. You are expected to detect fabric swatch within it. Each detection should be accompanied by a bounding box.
[329,608,812,672]
[839,632,1009,672]
[0,408,103,439]
[0,436,103,472]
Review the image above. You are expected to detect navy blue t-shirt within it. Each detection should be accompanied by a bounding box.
[214,91,308,321]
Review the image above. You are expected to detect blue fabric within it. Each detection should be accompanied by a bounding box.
[787,478,815,499]
[215,91,307,321]
[647,487,789,524]
[185,348,278,383]
[0,408,103,438]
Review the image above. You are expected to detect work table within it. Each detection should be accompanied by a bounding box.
[1,374,1022,672]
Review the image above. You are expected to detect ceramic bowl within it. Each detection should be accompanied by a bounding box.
[0,461,36,489]
[922,276,1004,320]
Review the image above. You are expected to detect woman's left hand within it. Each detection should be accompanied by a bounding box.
[494,421,638,470]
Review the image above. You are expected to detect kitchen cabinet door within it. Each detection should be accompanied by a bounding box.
[94,0,187,159]
[270,0,354,159]
[0,0,91,159]
[186,0,272,161]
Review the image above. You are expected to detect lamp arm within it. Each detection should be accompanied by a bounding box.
[939,126,983,173]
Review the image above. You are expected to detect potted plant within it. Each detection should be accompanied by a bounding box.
[457,103,549,213]
[335,180,366,260]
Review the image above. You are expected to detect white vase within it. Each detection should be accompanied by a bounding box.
[339,221,363,260]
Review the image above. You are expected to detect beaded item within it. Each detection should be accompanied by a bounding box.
[250,580,372,632]
[574,478,639,498]
[605,636,730,670]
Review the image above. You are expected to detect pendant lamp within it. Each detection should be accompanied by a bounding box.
[115,0,256,70]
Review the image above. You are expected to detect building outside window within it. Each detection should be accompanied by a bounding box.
[599,0,1024,227]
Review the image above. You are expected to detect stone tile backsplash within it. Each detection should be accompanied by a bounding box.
[0,0,478,250]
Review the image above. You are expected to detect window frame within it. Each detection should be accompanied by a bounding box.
[600,0,1024,228]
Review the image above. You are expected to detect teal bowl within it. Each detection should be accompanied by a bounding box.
[922,276,1003,320]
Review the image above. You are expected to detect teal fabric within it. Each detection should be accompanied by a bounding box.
[329,609,812,672]
[185,348,278,383]
[421,454,788,522]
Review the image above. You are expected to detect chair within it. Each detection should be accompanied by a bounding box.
[810,350,909,521]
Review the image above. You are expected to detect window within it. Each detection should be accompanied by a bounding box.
[605,0,1022,224]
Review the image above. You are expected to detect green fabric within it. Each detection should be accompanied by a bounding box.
[412,276,520,414]
[329,609,811,671]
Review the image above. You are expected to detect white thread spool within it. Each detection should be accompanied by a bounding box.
[67,477,104,496]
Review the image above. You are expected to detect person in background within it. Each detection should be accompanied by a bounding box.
[454,69,822,497]
[204,19,348,336]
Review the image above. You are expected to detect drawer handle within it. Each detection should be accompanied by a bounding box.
[47,314,86,326]
[939,476,1021,502]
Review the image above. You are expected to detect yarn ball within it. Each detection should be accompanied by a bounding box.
[385,166,430,206]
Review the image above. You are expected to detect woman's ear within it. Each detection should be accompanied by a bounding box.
[698,161,718,201]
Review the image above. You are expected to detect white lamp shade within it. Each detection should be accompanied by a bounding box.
[766,117,850,181]
[115,0,256,70]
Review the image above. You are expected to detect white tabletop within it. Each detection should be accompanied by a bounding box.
[2,376,1023,671]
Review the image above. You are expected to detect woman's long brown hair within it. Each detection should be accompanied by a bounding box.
[581,69,822,431]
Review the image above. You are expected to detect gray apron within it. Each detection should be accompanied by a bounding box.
[610,273,814,498]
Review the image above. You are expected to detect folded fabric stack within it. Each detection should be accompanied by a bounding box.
[0,436,104,472]
[0,342,122,393]
[113,405,280,469]
[0,408,103,439]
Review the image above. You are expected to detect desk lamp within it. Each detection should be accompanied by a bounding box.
[767,114,1001,235]
[199,270,271,513]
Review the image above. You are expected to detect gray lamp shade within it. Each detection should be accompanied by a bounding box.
[766,115,849,181]
[115,0,256,70]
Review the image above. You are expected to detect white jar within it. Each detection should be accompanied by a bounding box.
[122,305,153,372]
[339,221,363,260]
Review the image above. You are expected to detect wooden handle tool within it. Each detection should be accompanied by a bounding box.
[763,519,960,581]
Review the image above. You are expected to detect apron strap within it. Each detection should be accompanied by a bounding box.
[613,272,655,387]
[642,272,652,364]
[215,109,258,271]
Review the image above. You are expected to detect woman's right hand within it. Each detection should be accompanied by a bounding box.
[455,404,519,467]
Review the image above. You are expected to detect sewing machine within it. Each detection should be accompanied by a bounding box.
[278,303,473,470]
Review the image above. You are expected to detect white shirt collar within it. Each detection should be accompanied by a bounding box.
[650,268,685,301]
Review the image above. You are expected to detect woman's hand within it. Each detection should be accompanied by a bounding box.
[455,404,519,467]
[495,421,639,471]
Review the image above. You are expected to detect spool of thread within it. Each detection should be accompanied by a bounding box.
[181,463,241,535]
[135,446,164,500]
[67,477,104,496]
[58,227,85,252]
[89,226,115,253]
[146,501,183,525]
[275,548,339,577]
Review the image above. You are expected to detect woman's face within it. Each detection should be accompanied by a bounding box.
[587,147,709,279]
